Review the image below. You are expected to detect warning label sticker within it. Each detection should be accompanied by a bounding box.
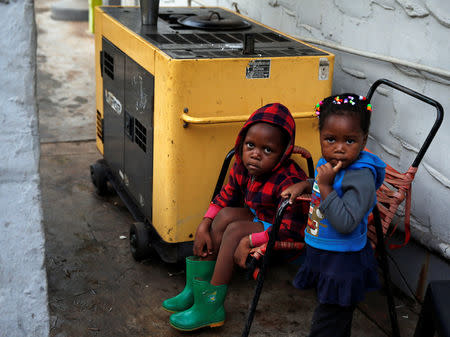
[105,89,122,115]
[246,59,271,79]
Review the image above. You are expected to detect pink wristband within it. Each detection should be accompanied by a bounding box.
[250,231,269,247]
[204,203,222,219]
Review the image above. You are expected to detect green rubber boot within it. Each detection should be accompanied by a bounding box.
[162,256,215,313]
[169,279,228,331]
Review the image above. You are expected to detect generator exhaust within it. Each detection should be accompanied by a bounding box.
[140,0,159,25]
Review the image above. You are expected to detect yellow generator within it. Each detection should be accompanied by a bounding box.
[90,3,334,263]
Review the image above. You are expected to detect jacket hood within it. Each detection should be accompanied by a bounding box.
[348,151,386,189]
[234,103,296,172]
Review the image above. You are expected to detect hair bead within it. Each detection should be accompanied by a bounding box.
[314,101,323,117]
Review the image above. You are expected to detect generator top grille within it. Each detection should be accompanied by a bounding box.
[101,7,329,59]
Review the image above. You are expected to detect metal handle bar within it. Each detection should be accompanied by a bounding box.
[242,198,291,337]
[182,111,316,127]
[211,148,235,201]
[373,205,401,337]
[306,157,315,179]
[366,78,444,168]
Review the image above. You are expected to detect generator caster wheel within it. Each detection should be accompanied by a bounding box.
[90,160,108,196]
[130,222,152,261]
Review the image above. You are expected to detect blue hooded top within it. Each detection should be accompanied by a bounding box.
[305,151,386,252]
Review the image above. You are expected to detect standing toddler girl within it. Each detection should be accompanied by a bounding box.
[282,94,386,337]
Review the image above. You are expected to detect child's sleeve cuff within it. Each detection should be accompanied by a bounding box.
[204,203,222,219]
[250,231,269,247]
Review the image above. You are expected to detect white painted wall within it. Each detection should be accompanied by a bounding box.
[180,0,450,262]
[0,0,49,336]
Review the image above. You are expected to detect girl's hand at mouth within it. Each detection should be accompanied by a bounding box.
[316,161,342,199]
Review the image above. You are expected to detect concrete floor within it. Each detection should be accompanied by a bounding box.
[36,0,95,144]
[36,0,419,336]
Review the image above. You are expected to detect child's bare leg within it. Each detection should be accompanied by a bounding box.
[211,220,264,286]
[201,207,253,260]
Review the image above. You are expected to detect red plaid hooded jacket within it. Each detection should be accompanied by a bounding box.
[204,103,308,242]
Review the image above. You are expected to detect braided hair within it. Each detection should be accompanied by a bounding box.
[315,94,372,134]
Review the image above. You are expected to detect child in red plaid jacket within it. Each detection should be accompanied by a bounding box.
[164,103,308,331]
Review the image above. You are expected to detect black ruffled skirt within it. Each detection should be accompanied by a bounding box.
[293,241,380,307]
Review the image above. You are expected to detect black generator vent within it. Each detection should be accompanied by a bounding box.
[168,47,323,58]
[143,31,326,58]
[101,7,329,60]
[134,119,147,153]
[103,51,114,80]
[101,7,330,59]
[145,32,289,46]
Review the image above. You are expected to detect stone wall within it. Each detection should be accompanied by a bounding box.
[0,0,49,336]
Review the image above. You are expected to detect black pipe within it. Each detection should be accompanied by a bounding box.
[140,0,160,25]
